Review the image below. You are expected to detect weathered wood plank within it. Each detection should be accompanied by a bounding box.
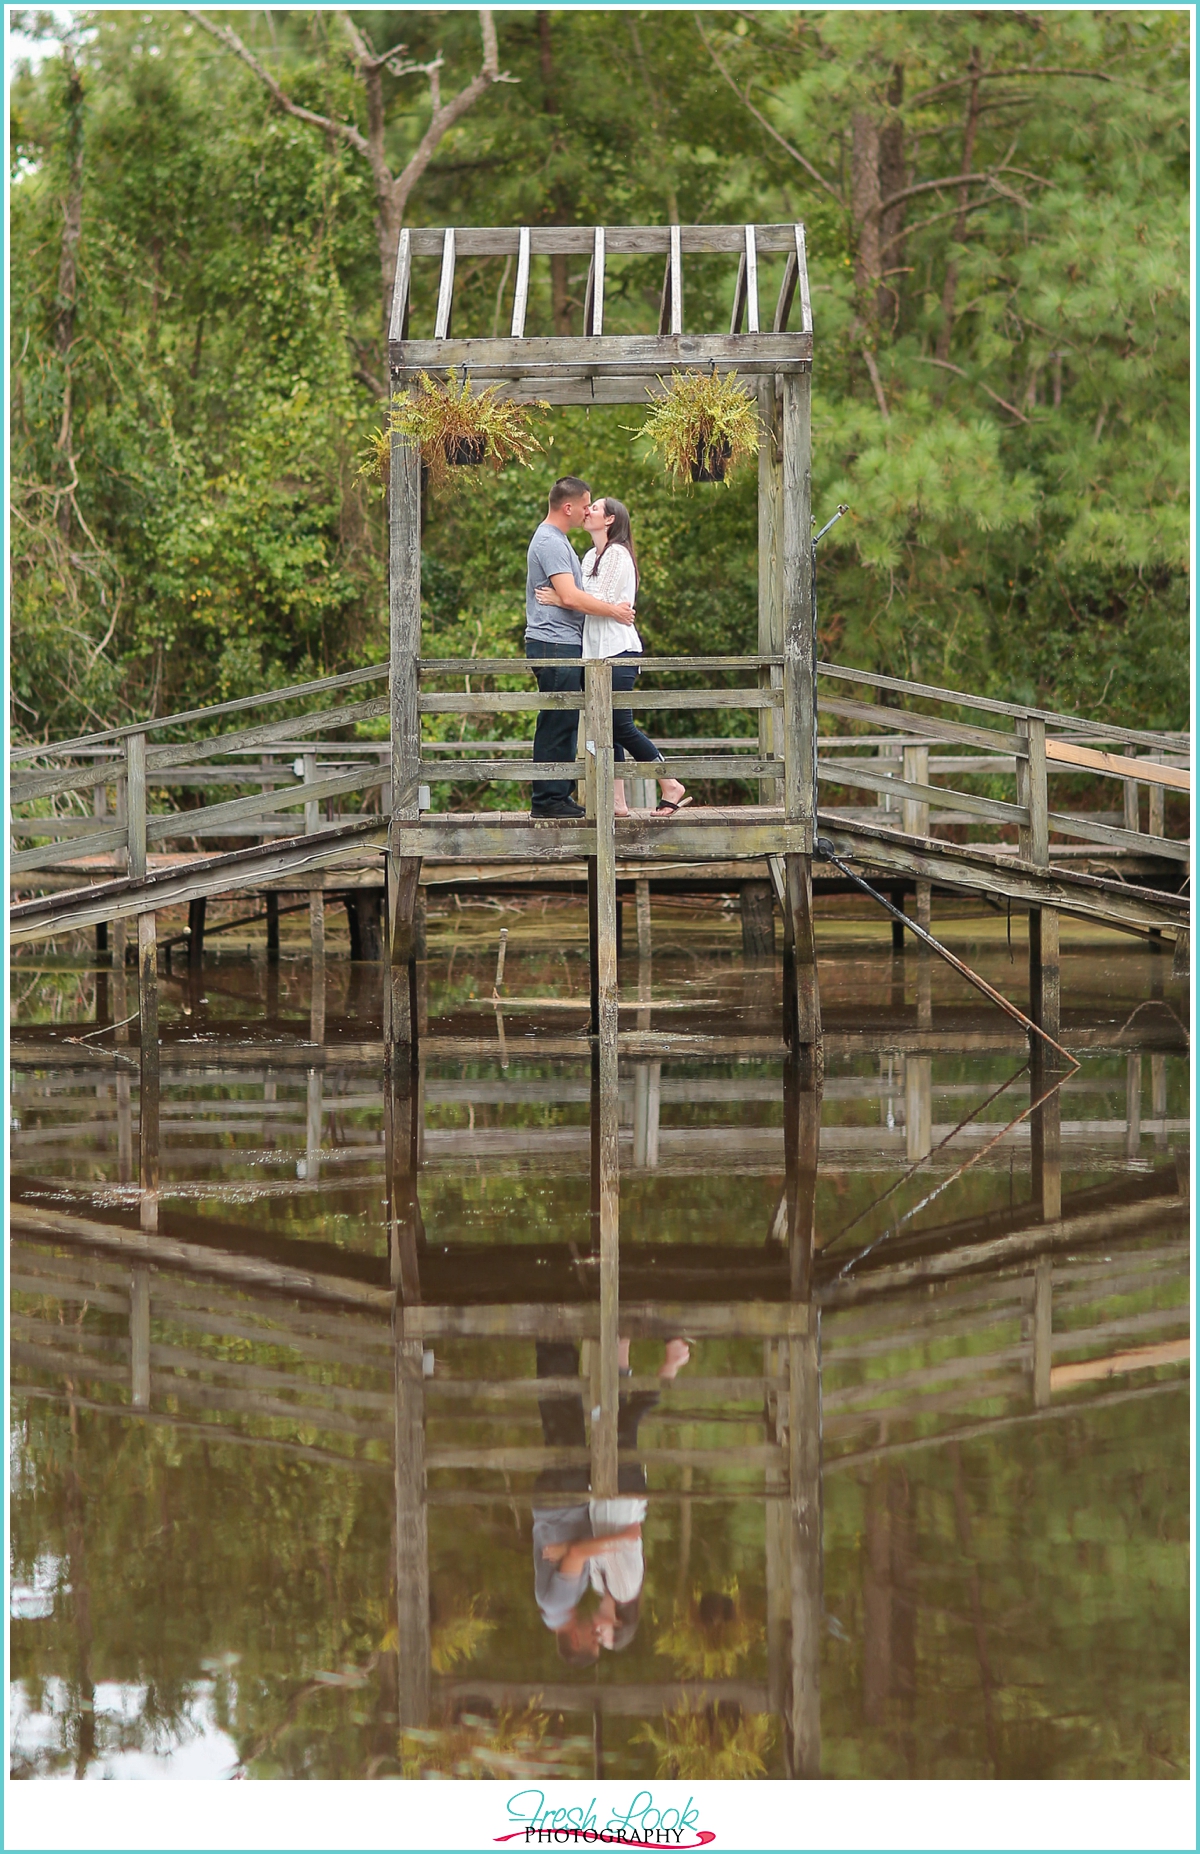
[387,227,411,344]
[392,334,812,374]
[405,224,814,258]
[818,660,1184,754]
[794,224,813,334]
[819,693,1022,757]
[1050,1337,1189,1391]
[433,227,456,339]
[781,372,813,837]
[585,225,605,336]
[419,655,782,673]
[821,760,1029,828]
[9,665,388,765]
[9,1204,393,1308]
[12,828,129,875]
[510,226,530,337]
[1044,810,1190,862]
[390,429,422,819]
[421,757,781,783]
[1046,738,1190,791]
[142,765,386,844]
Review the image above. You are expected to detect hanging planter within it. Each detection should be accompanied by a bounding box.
[359,372,550,495]
[445,433,488,468]
[634,370,760,488]
[691,437,733,483]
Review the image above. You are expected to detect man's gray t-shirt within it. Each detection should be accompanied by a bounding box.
[526,521,587,646]
[531,1501,592,1630]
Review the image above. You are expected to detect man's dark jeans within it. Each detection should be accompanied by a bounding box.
[534,1339,657,1498]
[527,638,583,809]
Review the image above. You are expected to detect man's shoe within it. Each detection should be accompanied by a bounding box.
[531,797,586,820]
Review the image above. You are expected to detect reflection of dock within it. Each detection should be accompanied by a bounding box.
[10,1024,1189,1775]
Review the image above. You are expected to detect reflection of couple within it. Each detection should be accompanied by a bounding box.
[525,476,691,822]
[532,1336,690,1666]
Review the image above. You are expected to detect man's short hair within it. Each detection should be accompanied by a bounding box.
[556,1627,600,1668]
[548,476,590,511]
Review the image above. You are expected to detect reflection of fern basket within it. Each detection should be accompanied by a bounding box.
[359,373,549,494]
[635,371,760,487]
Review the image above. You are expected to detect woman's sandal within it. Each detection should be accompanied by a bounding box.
[656,795,693,813]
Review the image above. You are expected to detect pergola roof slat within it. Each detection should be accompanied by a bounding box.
[402,223,807,258]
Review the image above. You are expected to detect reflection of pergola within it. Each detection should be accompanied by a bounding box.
[11,1030,1194,1779]
[383,224,823,1071]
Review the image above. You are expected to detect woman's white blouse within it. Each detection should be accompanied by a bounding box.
[580,544,642,660]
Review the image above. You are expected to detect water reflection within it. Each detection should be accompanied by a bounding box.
[9,910,1190,1779]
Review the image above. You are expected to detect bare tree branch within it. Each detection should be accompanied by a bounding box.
[695,18,844,209]
[914,356,1030,424]
[862,349,890,422]
[386,8,504,230]
[186,10,372,160]
[909,66,1130,108]
[187,8,511,338]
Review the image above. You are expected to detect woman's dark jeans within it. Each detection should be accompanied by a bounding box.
[534,1339,657,1497]
[607,652,663,768]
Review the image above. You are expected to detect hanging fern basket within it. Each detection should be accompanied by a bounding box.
[691,438,733,483]
[445,434,488,468]
[357,373,549,496]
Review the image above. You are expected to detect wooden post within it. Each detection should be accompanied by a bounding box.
[780,369,820,1070]
[394,1321,431,1729]
[905,1056,932,1163]
[764,1338,789,1728]
[388,424,423,1066]
[1126,1053,1143,1159]
[741,880,776,961]
[125,731,147,881]
[758,375,783,805]
[1151,1052,1168,1147]
[93,784,110,976]
[1032,1257,1052,1408]
[632,1061,661,1170]
[901,744,929,840]
[1030,1070,1062,1223]
[116,1072,133,1185]
[130,1267,150,1409]
[1148,763,1166,839]
[137,911,159,1233]
[309,890,326,1046]
[187,897,206,977]
[789,1304,821,1780]
[590,1039,620,1500]
[387,1063,423,1304]
[1123,773,1140,836]
[585,659,618,1046]
[305,1067,322,1184]
[903,744,932,1001]
[635,879,652,960]
[265,893,280,964]
[783,1053,821,1302]
[1018,716,1061,1058]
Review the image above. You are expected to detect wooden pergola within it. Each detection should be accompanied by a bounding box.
[384,222,821,1067]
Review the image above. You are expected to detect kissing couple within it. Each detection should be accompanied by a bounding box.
[524,475,692,821]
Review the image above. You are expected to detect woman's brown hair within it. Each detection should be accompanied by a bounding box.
[587,498,639,593]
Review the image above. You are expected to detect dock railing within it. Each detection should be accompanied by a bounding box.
[9,653,1190,878]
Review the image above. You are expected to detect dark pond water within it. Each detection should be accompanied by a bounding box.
[9,896,1190,1781]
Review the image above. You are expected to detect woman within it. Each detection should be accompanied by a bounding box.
[535,497,690,815]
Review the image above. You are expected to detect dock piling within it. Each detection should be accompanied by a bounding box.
[137,911,159,1232]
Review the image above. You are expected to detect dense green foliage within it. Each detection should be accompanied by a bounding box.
[10,9,1189,744]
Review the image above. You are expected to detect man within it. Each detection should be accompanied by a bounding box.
[525,477,636,819]
[531,1334,690,1665]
